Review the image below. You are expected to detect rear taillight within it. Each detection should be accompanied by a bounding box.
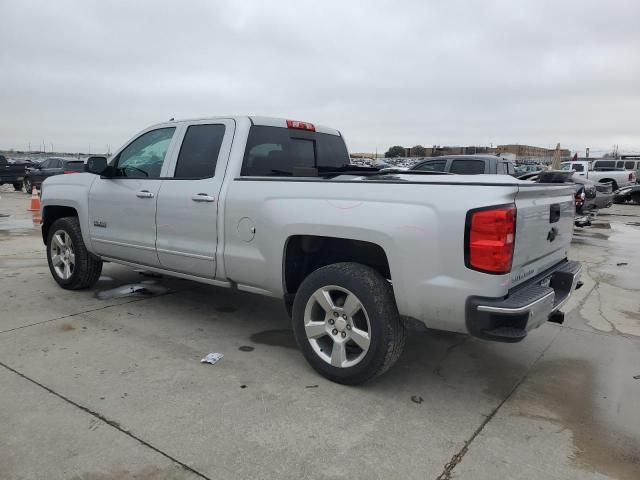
[630,172,635,182]
[286,119,315,131]
[465,205,516,274]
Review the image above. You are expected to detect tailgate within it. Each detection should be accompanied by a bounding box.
[510,184,575,288]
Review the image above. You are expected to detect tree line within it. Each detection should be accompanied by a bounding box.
[385,145,427,158]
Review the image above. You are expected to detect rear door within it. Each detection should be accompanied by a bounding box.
[88,126,178,266]
[155,119,234,278]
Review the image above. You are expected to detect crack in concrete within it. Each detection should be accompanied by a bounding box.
[0,360,216,480]
[434,329,562,480]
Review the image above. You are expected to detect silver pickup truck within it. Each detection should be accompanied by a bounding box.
[40,116,582,384]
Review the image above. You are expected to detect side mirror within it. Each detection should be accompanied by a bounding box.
[85,156,108,175]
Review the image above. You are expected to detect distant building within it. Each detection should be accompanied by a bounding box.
[496,144,571,161]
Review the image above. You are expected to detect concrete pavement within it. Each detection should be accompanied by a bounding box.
[1,185,639,479]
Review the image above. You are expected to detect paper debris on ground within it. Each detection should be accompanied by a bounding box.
[201,352,224,365]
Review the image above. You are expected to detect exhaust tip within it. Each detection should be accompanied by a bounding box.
[548,310,565,325]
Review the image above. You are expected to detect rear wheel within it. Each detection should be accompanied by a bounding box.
[292,262,405,385]
[13,182,22,191]
[47,217,102,290]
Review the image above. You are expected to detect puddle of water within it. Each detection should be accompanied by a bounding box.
[95,283,172,300]
[0,216,38,236]
[517,358,640,480]
[249,329,297,349]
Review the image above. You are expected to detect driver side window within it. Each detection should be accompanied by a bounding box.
[114,128,175,178]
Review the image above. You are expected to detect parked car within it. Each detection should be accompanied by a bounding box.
[23,157,85,192]
[40,116,581,384]
[0,155,26,190]
[517,171,612,213]
[613,185,640,204]
[515,164,545,177]
[592,159,640,183]
[560,160,636,191]
[410,155,517,175]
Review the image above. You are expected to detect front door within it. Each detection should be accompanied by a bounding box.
[155,120,234,278]
[88,127,178,266]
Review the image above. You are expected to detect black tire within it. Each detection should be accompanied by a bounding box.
[46,217,102,290]
[23,176,32,193]
[13,182,23,191]
[292,262,405,385]
[633,192,640,205]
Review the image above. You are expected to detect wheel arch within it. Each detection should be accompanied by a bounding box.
[282,235,392,310]
[42,205,79,244]
[598,178,618,189]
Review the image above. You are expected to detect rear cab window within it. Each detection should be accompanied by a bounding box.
[240,126,349,177]
[450,159,485,175]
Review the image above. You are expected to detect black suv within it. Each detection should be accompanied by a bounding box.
[23,158,85,192]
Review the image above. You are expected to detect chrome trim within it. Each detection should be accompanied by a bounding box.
[92,238,156,252]
[477,291,555,314]
[156,248,214,261]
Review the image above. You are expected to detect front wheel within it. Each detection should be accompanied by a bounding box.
[292,262,405,385]
[13,182,23,191]
[47,217,102,290]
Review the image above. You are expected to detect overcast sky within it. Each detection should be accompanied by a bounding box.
[1,0,639,155]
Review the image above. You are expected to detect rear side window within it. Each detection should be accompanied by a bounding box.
[625,161,637,170]
[64,161,85,172]
[573,163,585,172]
[616,161,624,168]
[174,124,225,178]
[241,126,349,176]
[450,160,485,175]
[595,161,615,169]
[414,160,446,172]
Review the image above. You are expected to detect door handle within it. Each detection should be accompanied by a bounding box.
[136,190,155,198]
[191,193,215,202]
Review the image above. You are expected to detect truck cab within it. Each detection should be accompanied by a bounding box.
[560,160,636,190]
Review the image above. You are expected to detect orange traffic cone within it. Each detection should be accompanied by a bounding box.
[28,186,41,212]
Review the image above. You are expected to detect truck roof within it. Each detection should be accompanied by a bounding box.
[152,115,341,136]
